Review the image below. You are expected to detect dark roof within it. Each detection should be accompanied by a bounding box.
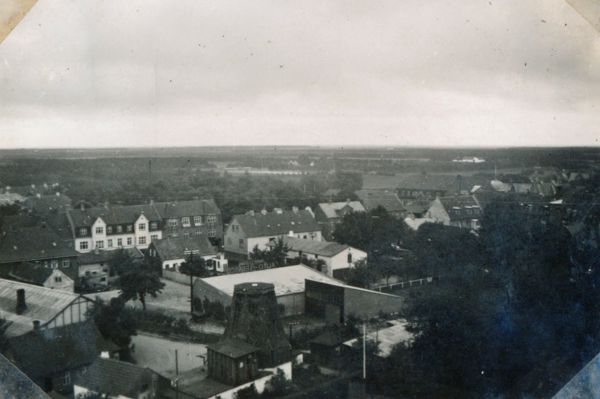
[394,174,459,192]
[78,247,144,265]
[497,174,532,184]
[0,353,50,399]
[233,209,320,237]
[154,199,220,219]
[437,195,481,221]
[317,201,365,219]
[355,190,405,214]
[7,262,72,286]
[24,194,72,215]
[0,226,78,264]
[73,358,158,398]
[68,204,161,227]
[7,321,102,383]
[403,200,431,215]
[153,236,217,261]
[207,338,259,359]
[277,236,350,257]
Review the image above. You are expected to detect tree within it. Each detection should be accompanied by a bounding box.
[119,260,165,311]
[249,239,289,267]
[262,369,295,398]
[90,297,137,349]
[109,248,137,277]
[180,254,208,313]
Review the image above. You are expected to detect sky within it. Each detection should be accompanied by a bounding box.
[0,0,599,149]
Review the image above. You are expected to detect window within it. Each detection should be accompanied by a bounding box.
[79,228,87,236]
[206,215,217,224]
[95,226,104,234]
[96,240,104,249]
[100,277,106,282]
[117,238,123,247]
[126,225,133,233]
[79,241,89,250]
[168,219,178,228]
[107,239,113,248]
[209,229,216,237]
[117,225,123,233]
[239,238,244,249]
[51,260,58,269]
[151,234,158,241]
[138,223,146,231]
[62,259,70,268]
[194,216,202,225]
[54,276,62,283]
[347,252,353,264]
[181,217,191,227]
[62,372,71,386]
[150,222,158,230]
[107,226,113,234]
[127,237,133,245]
[139,236,147,245]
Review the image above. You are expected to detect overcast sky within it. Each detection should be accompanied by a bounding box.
[0,0,599,148]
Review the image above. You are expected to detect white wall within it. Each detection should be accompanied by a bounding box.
[206,362,293,399]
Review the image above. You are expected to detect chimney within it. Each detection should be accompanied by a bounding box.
[16,289,26,315]
[247,210,255,216]
[56,192,60,197]
[274,208,283,214]
[104,201,109,209]
[80,203,85,212]
[150,199,154,205]
[291,206,298,214]
[261,209,268,215]
[33,320,41,331]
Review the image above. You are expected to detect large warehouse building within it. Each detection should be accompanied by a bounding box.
[192,264,342,317]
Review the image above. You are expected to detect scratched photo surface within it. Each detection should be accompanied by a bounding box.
[0,1,599,398]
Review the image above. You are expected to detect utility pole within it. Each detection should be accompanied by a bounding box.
[189,254,194,314]
[363,322,366,380]
[175,349,179,399]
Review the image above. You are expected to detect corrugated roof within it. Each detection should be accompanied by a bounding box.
[0,278,82,337]
[198,264,341,297]
[233,209,320,238]
[153,236,217,261]
[0,226,78,264]
[278,237,350,257]
[317,201,365,219]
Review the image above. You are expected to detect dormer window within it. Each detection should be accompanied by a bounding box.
[194,216,202,225]
[95,227,104,235]
[117,225,123,233]
[138,223,146,231]
[79,228,87,236]
[107,226,113,234]
[182,217,191,227]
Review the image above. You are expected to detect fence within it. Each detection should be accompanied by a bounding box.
[371,276,436,291]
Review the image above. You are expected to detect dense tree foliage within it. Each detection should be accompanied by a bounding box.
[249,238,290,267]
[376,197,595,397]
[90,297,138,349]
[118,258,165,311]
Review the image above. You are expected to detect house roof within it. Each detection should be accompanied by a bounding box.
[277,237,351,258]
[153,236,218,261]
[317,201,365,219]
[437,195,481,221]
[7,263,72,287]
[355,190,405,214]
[154,199,220,219]
[343,319,413,358]
[207,338,259,359]
[68,204,161,227]
[73,358,157,398]
[394,174,460,192]
[197,264,342,297]
[24,194,72,215]
[0,278,85,337]
[7,321,102,382]
[0,353,50,399]
[232,209,320,237]
[0,226,78,264]
[78,247,144,265]
[0,192,24,206]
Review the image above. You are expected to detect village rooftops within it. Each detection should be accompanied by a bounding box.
[317,201,365,219]
[152,235,217,260]
[437,195,481,221]
[275,236,351,258]
[0,225,78,264]
[199,264,341,297]
[68,203,162,227]
[0,278,89,337]
[355,189,405,214]
[153,199,220,218]
[73,358,161,398]
[232,209,320,237]
[23,193,72,215]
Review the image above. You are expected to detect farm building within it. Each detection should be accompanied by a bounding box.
[192,264,341,317]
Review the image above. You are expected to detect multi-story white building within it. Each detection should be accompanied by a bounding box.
[67,204,163,253]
